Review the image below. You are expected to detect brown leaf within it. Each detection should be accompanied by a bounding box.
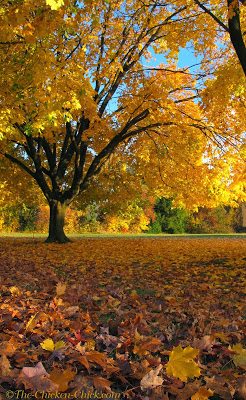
[79,356,90,371]
[18,362,58,392]
[0,355,12,376]
[63,306,79,317]
[194,335,216,351]
[56,282,67,297]
[140,364,163,390]
[49,368,76,392]
[86,351,107,368]
[205,377,233,400]
[0,337,19,356]
[20,362,48,379]
[134,337,162,356]
[92,376,112,391]
[237,376,246,400]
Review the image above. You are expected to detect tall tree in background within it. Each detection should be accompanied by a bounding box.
[0,0,245,242]
[194,0,246,75]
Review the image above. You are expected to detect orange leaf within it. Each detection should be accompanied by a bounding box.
[49,368,76,392]
[86,352,107,368]
[79,356,90,371]
[191,387,214,400]
[92,376,112,391]
[56,282,67,297]
[0,355,12,376]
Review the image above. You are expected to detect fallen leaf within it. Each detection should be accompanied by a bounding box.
[191,387,214,400]
[166,345,200,382]
[56,282,66,297]
[230,344,246,369]
[0,355,11,376]
[9,286,21,296]
[21,362,48,378]
[40,338,65,352]
[237,376,246,399]
[79,355,90,371]
[140,364,163,390]
[25,312,45,332]
[49,368,76,391]
[63,306,79,317]
[18,362,58,392]
[92,376,112,391]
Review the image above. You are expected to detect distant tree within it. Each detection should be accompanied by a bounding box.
[148,198,189,234]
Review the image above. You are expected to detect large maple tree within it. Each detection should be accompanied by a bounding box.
[0,0,245,242]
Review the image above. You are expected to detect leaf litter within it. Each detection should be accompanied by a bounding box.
[0,237,245,399]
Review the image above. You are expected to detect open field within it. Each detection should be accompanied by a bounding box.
[0,237,245,399]
[1,232,246,239]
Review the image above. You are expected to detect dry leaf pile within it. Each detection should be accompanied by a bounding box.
[0,237,245,399]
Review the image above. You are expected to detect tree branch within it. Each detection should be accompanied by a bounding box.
[3,152,36,178]
[227,0,246,75]
[194,0,229,32]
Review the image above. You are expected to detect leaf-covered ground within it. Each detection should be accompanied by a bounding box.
[0,237,245,399]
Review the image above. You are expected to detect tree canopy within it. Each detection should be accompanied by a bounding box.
[0,0,245,241]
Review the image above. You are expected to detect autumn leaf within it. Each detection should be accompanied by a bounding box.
[18,362,58,392]
[56,282,67,297]
[0,337,19,356]
[86,352,108,368]
[9,286,21,296]
[92,376,112,391]
[140,364,163,390]
[237,376,246,399]
[166,346,200,382]
[79,356,90,371]
[21,362,48,378]
[46,0,64,11]
[49,368,76,392]
[191,387,214,400]
[40,338,65,352]
[0,355,12,376]
[230,344,246,369]
[25,312,47,332]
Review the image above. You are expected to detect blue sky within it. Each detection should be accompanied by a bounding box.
[178,46,202,69]
[144,45,202,70]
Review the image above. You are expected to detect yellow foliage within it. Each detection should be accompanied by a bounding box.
[40,338,65,352]
[166,345,200,382]
[230,344,246,369]
[45,0,64,11]
[191,387,214,400]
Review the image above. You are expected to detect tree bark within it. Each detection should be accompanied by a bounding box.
[45,201,70,243]
[227,0,246,76]
[242,203,246,228]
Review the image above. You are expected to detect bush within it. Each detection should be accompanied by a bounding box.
[148,198,189,234]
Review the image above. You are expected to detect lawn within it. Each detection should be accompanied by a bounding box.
[0,237,245,399]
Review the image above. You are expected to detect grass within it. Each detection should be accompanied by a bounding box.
[0,231,246,239]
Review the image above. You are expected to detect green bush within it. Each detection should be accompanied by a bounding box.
[148,198,189,234]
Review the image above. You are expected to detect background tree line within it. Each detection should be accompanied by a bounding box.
[0,197,244,234]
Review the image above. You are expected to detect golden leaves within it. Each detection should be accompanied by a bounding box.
[56,282,67,297]
[230,344,246,369]
[45,0,64,11]
[166,346,200,382]
[191,387,214,400]
[40,338,65,352]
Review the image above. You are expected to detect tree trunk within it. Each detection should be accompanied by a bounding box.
[45,201,70,243]
[242,203,246,228]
